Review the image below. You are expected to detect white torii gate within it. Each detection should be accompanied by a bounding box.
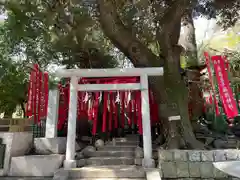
[54,67,164,168]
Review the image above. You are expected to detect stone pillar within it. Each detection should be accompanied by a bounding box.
[64,76,78,168]
[45,90,59,138]
[140,74,154,168]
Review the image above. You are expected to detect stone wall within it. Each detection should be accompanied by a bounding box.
[0,132,33,176]
[158,149,240,180]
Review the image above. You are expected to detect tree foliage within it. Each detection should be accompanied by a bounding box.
[194,0,240,29]
[0,57,28,116]
[215,1,240,29]
[0,22,28,116]
[1,0,119,69]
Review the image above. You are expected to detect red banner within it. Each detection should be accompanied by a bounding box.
[120,91,125,129]
[108,92,113,131]
[37,70,42,122]
[212,56,238,119]
[136,91,142,134]
[204,52,220,116]
[43,72,49,117]
[58,84,69,130]
[26,64,50,122]
[26,70,35,117]
[102,92,108,132]
[33,64,39,123]
[92,92,100,135]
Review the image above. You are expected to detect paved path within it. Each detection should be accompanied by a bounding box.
[0,177,52,180]
[213,161,240,178]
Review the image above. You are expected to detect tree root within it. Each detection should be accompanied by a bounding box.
[184,135,206,149]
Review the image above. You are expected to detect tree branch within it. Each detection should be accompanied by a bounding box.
[97,0,163,67]
[156,0,195,46]
[158,0,192,33]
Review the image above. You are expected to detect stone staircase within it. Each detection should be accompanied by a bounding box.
[64,135,147,180]
[66,166,146,180]
[79,135,138,167]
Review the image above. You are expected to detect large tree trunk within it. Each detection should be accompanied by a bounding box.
[156,2,204,149]
[157,34,204,149]
[97,0,204,149]
[20,102,26,118]
[180,10,204,120]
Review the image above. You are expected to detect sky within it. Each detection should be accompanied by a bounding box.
[194,17,217,44]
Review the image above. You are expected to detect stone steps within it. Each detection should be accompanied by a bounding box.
[114,137,139,142]
[67,166,145,179]
[105,142,139,146]
[67,136,149,179]
[100,145,136,151]
[84,157,135,166]
[0,178,52,180]
[90,150,135,157]
[69,178,145,180]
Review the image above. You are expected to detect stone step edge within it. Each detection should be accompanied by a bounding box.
[69,178,145,180]
[71,166,143,171]
[79,165,139,168]
[66,167,146,178]
[109,139,139,142]
[54,167,160,179]
[91,151,135,156]
[102,145,157,148]
[85,157,135,160]
[103,145,137,148]
[0,178,52,180]
[74,166,160,171]
[105,143,139,146]
[94,150,135,153]
[106,140,139,142]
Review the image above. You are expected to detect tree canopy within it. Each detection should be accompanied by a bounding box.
[0,56,28,116]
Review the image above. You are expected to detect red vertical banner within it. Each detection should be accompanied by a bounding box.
[128,99,132,126]
[26,70,35,117]
[92,92,100,135]
[133,92,137,125]
[58,82,70,130]
[113,92,118,129]
[33,64,39,123]
[80,92,84,111]
[43,72,49,117]
[77,91,82,120]
[204,52,220,116]
[136,91,142,134]
[37,70,42,122]
[120,91,125,129]
[83,92,89,112]
[212,56,238,119]
[88,96,93,121]
[108,92,113,132]
[102,92,108,133]
[58,84,65,130]
[126,91,131,125]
